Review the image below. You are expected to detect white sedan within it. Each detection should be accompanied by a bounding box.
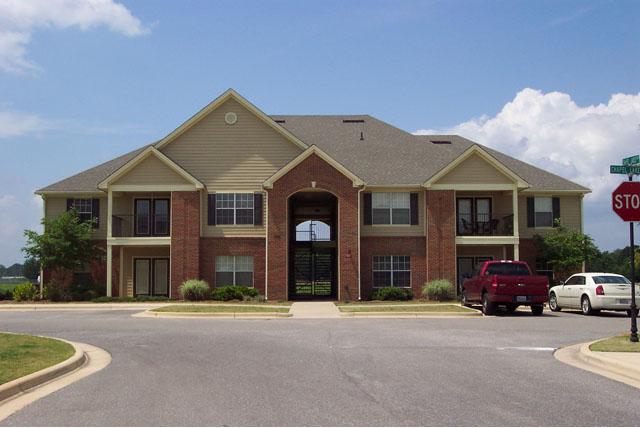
[549,272,638,316]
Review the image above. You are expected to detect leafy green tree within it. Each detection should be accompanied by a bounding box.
[534,222,598,274]
[22,257,40,281]
[22,210,96,272]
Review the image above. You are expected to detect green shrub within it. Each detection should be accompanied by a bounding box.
[211,285,258,301]
[371,287,413,301]
[71,281,104,301]
[422,279,455,301]
[180,279,210,301]
[12,283,38,302]
[44,280,73,302]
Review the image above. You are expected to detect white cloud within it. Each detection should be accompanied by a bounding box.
[0,105,48,137]
[0,0,150,74]
[415,88,640,250]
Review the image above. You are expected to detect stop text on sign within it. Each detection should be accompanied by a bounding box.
[613,193,640,210]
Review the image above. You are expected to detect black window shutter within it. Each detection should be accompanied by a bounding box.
[207,194,216,226]
[66,198,73,211]
[253,193,263,225]
[363,193,372,225]
[91,199,100,229]
[552,197,561,227]
[410,192,419,225]
[527,197,535,228]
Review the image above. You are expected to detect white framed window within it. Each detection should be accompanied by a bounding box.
[71,199,93,223]
[534,197,553,227]
[216,193,254,225]
[372,192,410,225]
[373,255,411,288]
[215,256,254,287]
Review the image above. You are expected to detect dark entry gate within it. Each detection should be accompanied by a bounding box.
[290,246,336,299]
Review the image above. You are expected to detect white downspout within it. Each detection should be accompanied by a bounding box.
[357,187,363,300]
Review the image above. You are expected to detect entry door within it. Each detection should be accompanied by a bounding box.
[457,199,473,235]
[457,257,474,292]
[291,247,335,299]
[134,258,169,297]
[475,198,492,235]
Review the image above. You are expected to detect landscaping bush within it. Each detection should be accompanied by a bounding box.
[43,279,73,302]
[70,281,104,301]
[12,282,38,302]
[210,285,258,301]
[422,279,455,301]
[371,287,413,301]
[180,279,210,301]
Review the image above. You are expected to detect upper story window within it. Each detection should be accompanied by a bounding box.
[66,198,99,229]
[372,192,410,225]
[216,193,254,225]
[534,197,553,227]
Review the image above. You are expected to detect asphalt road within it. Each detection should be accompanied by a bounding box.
[1,309,639,426]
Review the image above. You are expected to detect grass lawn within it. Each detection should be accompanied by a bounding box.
[336,300,458,306]
[0,333,75,385]
[0,283,16,293]
[151,305,291,313]
[338,304,475,313]
[590,335,640,352]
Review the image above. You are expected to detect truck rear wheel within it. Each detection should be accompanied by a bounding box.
[531,305,543,316]
[482,293,496,315]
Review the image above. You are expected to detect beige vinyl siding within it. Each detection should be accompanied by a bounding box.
[160,98,303,191]
[112,155,190,186]
[44,195,107,239]
[437,153,513,185]
[201,191,266,237]
[457,245,511,260]
[518,195,582,238]
[361,189,424,237]
[121,246,170,297]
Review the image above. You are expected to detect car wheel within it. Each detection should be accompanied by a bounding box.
[482,292,496,316]
[549,292,561,312]
[531,305,544,316]
[461,289,471,307]
[581,296,594,315]
[505,304,518,314]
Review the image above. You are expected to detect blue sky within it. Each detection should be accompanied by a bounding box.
[0,0,638,265]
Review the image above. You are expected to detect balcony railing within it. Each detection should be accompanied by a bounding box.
[112,214,170,238]
[456,213,514,236]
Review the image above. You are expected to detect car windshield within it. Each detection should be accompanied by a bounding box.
[592,275,631,285]
[485,263,530,276]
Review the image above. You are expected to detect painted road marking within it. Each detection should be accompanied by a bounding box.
[497,346,557,352]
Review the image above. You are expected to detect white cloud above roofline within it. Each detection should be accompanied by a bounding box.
[414,88,640,250]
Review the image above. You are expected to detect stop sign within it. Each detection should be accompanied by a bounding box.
[612,182,640,221]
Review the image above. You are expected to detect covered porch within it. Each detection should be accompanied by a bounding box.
[455,244,516,293]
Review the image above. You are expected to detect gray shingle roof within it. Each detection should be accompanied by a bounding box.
[37,115,589,193]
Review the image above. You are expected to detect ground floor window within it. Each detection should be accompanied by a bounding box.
[536,260,555,284]
[372,255,410,288]
[215,256,254,287]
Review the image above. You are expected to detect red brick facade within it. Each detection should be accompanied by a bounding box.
[266,153,360,301]
[200,237,266,296]
[360,236,427,299]
[425,190,456,284]
[170,191,200,299]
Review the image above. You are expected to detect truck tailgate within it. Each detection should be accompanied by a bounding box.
[495,275,549,296]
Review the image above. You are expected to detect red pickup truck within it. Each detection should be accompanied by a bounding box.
[461,260,549,315]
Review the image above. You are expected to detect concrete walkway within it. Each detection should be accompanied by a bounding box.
[290,302,341,318]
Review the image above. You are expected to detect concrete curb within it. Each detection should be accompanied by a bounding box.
[0,335,86,403]
[0,303,168,311]
[133,309,292,319]
[338,311,482,318]
[554,340,640,389]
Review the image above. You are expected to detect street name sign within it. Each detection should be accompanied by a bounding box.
[623,155,640,166]
[611,165,640,175]
[612,182,640,222]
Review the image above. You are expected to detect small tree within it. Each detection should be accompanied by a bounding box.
[22,257,40,282]
[534,221,598,276]
[23,210,96,273]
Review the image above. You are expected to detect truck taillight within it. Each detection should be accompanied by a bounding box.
[596,285,604,295]
[491,275,498,288]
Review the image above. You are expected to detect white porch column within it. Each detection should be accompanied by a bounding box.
[513,244,520,260]
[106,243,112,297]
[107,188,113,238]
[512,186,519,237]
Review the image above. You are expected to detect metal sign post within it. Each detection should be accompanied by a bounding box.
[611,155,640,342]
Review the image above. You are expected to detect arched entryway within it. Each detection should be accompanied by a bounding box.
[288,191,338,300]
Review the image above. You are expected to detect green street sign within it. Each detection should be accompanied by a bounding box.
[623,155,640,166]
[611,165,640,174]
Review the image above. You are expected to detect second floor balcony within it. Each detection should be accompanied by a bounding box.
[456,212,514,236]
[112,213,170,238]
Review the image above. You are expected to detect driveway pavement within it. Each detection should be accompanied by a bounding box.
[1,309,639,426]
